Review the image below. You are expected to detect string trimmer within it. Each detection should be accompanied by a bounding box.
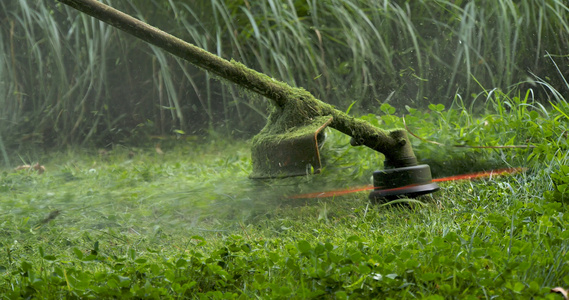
[58,0,440,201]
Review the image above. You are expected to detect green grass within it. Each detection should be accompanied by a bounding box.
[1,87,569,298]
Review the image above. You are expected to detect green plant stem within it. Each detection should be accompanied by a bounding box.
[0,134,8,166]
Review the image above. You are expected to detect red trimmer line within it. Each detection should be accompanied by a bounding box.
[289,167,525,200]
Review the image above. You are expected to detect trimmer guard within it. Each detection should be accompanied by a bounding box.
[250,116,333,179]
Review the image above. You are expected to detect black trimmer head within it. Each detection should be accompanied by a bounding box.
[369,164,439,201]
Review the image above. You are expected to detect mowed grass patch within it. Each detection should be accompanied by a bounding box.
[1,96,569,298]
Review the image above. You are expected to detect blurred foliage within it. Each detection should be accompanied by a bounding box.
[0,0,568,153]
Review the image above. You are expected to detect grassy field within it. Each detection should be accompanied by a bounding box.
[1,0,569,298]
[1,87,569,298]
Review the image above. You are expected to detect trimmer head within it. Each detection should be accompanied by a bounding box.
[369,164,439,201]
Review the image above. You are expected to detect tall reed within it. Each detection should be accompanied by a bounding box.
[0,0,567,155]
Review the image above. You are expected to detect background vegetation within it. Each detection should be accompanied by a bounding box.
[1,0,568,155]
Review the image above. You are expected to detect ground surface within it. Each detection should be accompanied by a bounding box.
[1,106,568,299]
